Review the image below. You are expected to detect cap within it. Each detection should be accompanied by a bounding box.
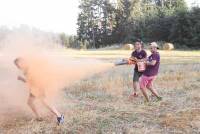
[150,42,159,49]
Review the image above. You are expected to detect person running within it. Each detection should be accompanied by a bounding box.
[14,57,64,125]
[139,42,162,102]
[129,39,147,98]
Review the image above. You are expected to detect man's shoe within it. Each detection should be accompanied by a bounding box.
[157,96,162,101]
[57,114,64,125]
[129,93,138,99]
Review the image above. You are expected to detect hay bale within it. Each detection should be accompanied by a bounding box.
[163,43,174,50]
[123,44,134,50]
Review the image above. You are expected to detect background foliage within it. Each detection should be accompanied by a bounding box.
[76,0,200,48]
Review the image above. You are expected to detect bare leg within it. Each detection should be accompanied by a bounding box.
[27,94,40,118]
[147,87,159,98]
[40,99,64,125]
[129,81,138,99]
[132,81,138,94]
[40,98,61,117]
[140,88,149,102]
[147,87,162,101]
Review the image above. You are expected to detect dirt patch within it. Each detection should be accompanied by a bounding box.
[160,108,200,131]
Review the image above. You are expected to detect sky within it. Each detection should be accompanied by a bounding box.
[0,0,199,35]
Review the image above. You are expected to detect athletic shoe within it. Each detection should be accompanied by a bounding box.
[36,117,43,121]
[129,93,138,99]
[157,96,162,101]
[133,93,138,97]
[57,114,64,125]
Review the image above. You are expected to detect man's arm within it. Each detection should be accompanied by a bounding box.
[146,53,159,66]
[146,60,156,66]
[17,76,26,83]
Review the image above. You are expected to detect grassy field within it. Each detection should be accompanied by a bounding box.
[0,49,200,134]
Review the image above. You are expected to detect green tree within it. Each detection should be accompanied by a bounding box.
[77,0,116,48]
[113,0,132,42]
[59,33,79,48]
[169,7,200,48]
[129,0,188,42]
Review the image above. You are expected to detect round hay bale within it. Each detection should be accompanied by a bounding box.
[163,43,174,50]
[123,44,134,50]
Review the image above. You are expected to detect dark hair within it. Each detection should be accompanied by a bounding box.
[14,57,23,66]
[14,58,20,64]
[135,39,143,45]
[135,39,144,48]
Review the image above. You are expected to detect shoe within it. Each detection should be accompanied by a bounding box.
[133,93,138,97]
[157,96,162,101]
[130,93,138,97]
[57,114,64,125]
[36,117,43,121]
[144,100,150,105]
[128,93,138,100]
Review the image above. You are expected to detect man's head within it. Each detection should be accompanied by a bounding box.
[14,57,27,70]
[134,39,143,50]
[149,42,159,53]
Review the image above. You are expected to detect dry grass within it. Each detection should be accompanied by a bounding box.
[0,50,200,134]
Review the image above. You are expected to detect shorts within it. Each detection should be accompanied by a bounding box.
[133,70,143,82]
[139,75,156,89]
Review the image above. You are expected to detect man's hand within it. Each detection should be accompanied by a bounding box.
[129,57,137,61]
[128,57,137,65]
[17,76,26,83]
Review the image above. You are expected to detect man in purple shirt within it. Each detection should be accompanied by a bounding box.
[129,39,147,98]
[139,42,162,102]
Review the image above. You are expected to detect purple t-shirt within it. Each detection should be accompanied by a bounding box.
[131,50,147,71]
[143,52,160,76]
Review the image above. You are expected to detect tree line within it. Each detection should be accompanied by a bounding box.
[73,0,200,49]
